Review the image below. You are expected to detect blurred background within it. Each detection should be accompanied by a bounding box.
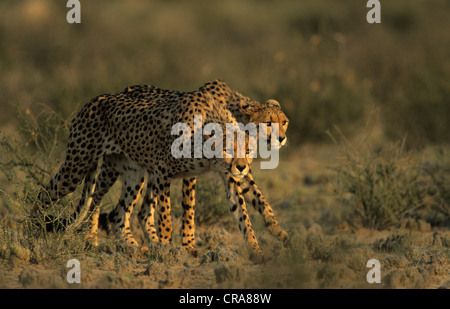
[0,0,449,289]
[0,0,448,148]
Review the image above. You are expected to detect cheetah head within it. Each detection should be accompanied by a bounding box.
[209,131,255,178]
[239,99,289,149]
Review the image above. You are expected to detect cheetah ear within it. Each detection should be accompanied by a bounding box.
[203,92,216,111]
[238,100,260,115]
[212,80,228,88]
[265,99,281,109]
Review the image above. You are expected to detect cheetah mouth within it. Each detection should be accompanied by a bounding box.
[226,169,246,178]
[233,173,246,178]
[267,137,287,149]
[266,139,282,150]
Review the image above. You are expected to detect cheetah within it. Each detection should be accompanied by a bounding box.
[33,88,255,252]
[74,81,290,256]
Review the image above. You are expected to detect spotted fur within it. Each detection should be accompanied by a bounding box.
[36,81,290,258]
[96,81,289,256]
[33,87,254,249]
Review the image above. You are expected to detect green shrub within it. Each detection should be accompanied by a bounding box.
[331,128,426,229]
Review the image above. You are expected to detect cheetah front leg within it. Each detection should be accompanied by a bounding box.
[140,176,197,255]
[241,171,290,245]
[224,175,263,259]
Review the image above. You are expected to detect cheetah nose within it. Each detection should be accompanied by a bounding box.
[236,164,246,172]
[278,136,286,143]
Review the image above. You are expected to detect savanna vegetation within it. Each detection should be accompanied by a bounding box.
[0,0,448,289]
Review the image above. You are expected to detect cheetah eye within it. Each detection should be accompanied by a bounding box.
[225,148,234,156]
[282,120,287,126]
[265,122,271,127]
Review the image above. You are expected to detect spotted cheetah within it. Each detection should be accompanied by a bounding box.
[33,88,255,251]
[76,81,290,256]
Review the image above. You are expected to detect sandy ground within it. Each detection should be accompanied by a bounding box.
[0,145,449,289]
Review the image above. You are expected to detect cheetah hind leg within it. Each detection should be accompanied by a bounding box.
[112,168,146,248]
[137,174,160,246]
[79,168,103,249]
[180,178,198,257]
[73,157,120,248]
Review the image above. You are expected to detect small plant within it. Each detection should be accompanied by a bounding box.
[329,126,426,229]
[423,148,450,220]
[0,105,88,261]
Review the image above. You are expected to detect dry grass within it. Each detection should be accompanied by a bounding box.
[1,133,448,289]
[0,0,449,289]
